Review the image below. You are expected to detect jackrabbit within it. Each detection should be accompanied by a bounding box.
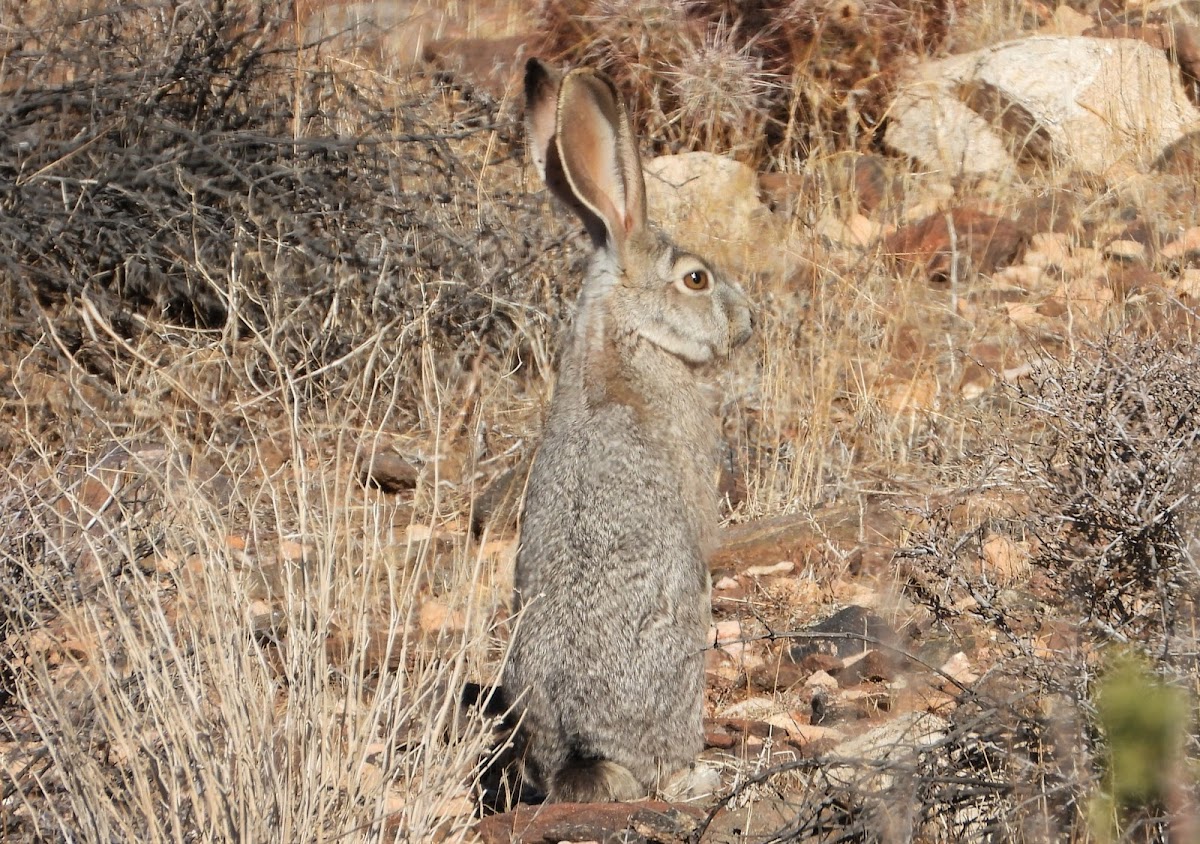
[502,58,754,803]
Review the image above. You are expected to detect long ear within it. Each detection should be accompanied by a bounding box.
[524,59,611,247]
[555,69,648,252]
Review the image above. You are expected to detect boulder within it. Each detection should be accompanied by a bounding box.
[885,36,1200,177]
[883,207,1027,282]
[644,152,787,277]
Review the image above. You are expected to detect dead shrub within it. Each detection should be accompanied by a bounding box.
[538,0,961,163]
[895,334,1200,843]
[1016,336,1200,652]
[0,0,570,435]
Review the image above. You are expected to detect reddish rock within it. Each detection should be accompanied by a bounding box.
[1036,295,1068,319]
[1104,264,1165,299]
[1083,23,1172,51]
[713,501,903,573]
[418,600,467,635]
[1038,619,1081,655]
[476,801,703,844]
[1173,24,1200,107]
[836,649,899,686]
[975,533,1032,585]
[706,717,777,742]
[713,513,824,572]
[748,657,811,692]
[792,650,843,676]
[884,208,1027,282]
[1112,219,1161,254]
[757,171,819,216]
[1015,190,1083,237]
[359,450,419,493]
[704,726,738,749]
[851,154,904,215]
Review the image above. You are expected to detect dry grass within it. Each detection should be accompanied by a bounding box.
[1,439,500,840]
[2,0,1200,841]
[0,1,537,838]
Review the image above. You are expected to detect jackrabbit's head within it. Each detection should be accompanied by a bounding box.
[524,59,753,367]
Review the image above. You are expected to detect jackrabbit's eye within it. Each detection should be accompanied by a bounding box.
[682,269,710,291]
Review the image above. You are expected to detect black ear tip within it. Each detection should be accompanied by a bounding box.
[524,57,549,99]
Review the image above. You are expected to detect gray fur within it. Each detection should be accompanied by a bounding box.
[503,59,754,803]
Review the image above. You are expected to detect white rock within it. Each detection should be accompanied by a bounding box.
[743,561,795,578]
[1172,268,1200,298]
[940,651,980,686]
[805,670,840,692]
[885,36,1200,177]
[1162,226,1200,259]
[719,695,782,721]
